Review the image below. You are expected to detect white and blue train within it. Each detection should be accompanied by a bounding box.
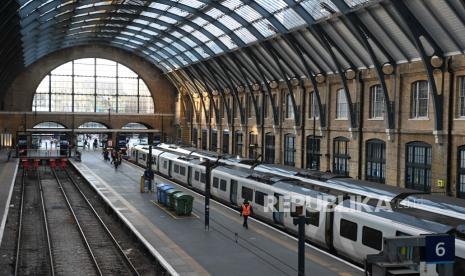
[130,144,465,275]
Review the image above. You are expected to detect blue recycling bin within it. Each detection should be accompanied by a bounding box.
[156,183,169,203]
[159,185,174,206]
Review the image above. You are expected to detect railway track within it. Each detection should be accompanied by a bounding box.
[14,167,141,276]
[50,168,140,276]
[14,169,54,275]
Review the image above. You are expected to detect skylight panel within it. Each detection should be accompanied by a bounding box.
[234,28,257,44]
[158,15,178,24]
[217,15,242,31]
[142,29,158,36]
[149,22,167,30]
[115,36,129,41]
[177,0,205,9]
[191,30,210,43]
[192,17,209,27]
[205,41,223,54]
[204,23,226,37]
[300,0,339,20]
[184,51,198,62]
[161,36,173,43]
[127,25,142,32]
[194,46,210,59]
[274,8,306,30]
[205,8,224,19]
[252,19,277,37]
[155,42,164,48]
[255,0,288,13]
[180,24,195,33]
[235,5,263,22]
[221,0,243,10]
[171,31,183,39]
[131,40,144,46]
[167,6,190,17]
[148,2,170,10]
[172,42,186,52]
[180,36,197,47]
[218,35,238,50]
[133,18,149,25]
[164,48,176,57]
[135,34,150,41]
[140,11,158,18]
[121,31,134,36]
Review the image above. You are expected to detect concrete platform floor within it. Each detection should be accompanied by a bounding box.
[71,151,364,276]
[0,150,19,246]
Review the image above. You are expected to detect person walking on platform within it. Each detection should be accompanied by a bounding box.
[240,200,252,229]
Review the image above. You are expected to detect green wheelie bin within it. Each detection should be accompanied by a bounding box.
[173,193,194,216]
[167,189,182,210]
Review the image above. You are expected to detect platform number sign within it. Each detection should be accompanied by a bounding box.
[425,235,455,264]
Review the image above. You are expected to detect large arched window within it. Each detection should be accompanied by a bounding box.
[78,122,108,129]
[33,122,66,129]
[33,58,154,113]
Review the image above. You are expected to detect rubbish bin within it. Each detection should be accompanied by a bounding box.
[159,185,174,206]
[173,193,194,216]
[167,190,182,210]
[156,183,169,202]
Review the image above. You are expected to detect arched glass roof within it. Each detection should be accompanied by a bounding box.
[17,0,371,72]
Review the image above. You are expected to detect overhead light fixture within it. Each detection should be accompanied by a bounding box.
[320,2,336,14]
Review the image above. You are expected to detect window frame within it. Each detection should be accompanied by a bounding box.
[459,76,465,118]
[365,139,386,183]
[405,141,432,192]
[340,219,358,241]
[410,81,429,119]
[458,145,465,198]
[284,134,296,166]
[336,88,348,119]
[362,226,383,251]
[369,85,385,119]
[241,186,253,202]
[333,137,350,176]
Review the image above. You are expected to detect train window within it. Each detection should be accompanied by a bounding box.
[163,161,167,169]
[220,179,227,191]
[241,186,253,202]
[200,173,206,183]
[340,219,358,241]
[213,177,219,188]
[180,166,186,176]
[195,171,200,181]
[362,226,382,250]
[306,209,320,227]
[142,154,146,161]
[174,164,179,173]
[255,191,266,206]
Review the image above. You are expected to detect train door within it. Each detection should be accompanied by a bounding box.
[273,193,284,226]
[230,179,238,205]
[187,167,192,186]
[168,160,172,177]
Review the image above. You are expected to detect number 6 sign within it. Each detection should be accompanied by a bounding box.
[425,235,455,264]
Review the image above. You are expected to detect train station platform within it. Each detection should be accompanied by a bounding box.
[0,150,19,245]
[70,151,364,276]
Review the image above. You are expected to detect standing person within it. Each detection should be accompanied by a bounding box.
[93,139,98,150]
[240,200,252,229]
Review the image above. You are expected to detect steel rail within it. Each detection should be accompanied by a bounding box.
[37,169,56,276]
[15,169,55,276]
[13,170,25,276]
[63,168,140,276]
[51,168,103,276]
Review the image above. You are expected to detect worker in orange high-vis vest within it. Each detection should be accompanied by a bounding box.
[240,200,253,229]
